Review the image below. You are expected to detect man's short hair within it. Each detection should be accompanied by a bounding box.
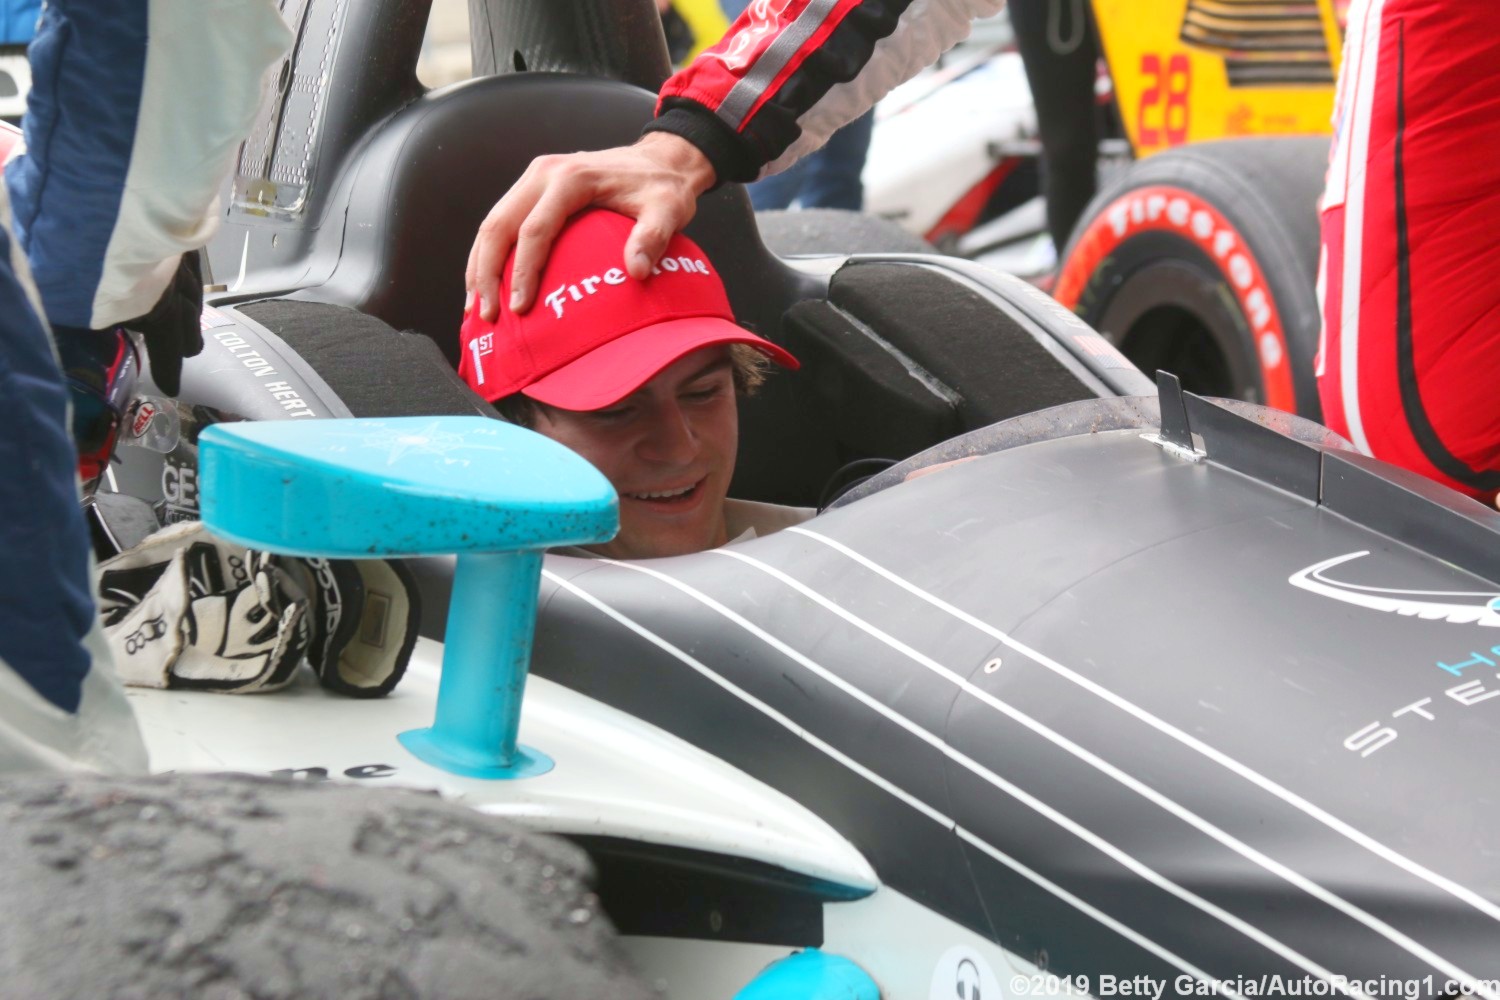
[495,343,770,428]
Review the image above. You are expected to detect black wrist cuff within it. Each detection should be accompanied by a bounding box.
[642,102,763,187]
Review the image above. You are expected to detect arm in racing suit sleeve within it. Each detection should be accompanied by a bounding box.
[0,0,288,775]
[0,183,148,775]
[644,0,1005,184]
[4,0,290,394]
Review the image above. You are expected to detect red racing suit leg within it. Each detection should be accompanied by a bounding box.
[1317,0,1500,503]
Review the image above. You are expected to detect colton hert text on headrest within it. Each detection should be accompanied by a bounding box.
[542,256,714,319]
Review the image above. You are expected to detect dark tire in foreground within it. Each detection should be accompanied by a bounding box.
[1054,137,1327,417]
[0,773,655,1000]
[754,208,938,257]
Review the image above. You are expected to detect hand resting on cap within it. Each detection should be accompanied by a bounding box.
[464,134,716,323]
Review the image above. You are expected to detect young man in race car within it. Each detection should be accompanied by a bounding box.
[459,208,809,559]
[464,0,1500,513]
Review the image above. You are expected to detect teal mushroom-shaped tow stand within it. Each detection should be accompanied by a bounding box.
[198,416,618,779]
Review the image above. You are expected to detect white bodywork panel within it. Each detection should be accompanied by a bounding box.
[627,884,1042,999]
[129,642,1055,998]
[863,51,1035,236]
[128,637,876,893]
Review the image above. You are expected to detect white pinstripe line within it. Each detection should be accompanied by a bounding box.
[541,568,948,826]
[1336,0,1387,456]
[788,525,1500,928]
[951,826,1226,991]
[543,568,1236,995]
[714,548,1495,995]
[598,559,1371,996]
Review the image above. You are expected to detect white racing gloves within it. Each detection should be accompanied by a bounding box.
[281,556,418,698]
[97,522,416,697]
[98,522,308,693]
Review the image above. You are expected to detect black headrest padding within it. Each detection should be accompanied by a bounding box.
[829,263,1096,425]
[730,360,838,507]
[239,300,498,420]
[782,299,959,461]
[325,75,812,370]
[294,74,826,504]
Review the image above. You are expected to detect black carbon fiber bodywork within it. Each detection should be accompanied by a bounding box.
[139,5,1500,977]
[529,395,1500,980]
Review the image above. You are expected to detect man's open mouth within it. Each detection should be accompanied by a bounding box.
[622,478,704,506]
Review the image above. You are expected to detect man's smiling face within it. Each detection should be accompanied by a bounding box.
[530,345,737,559]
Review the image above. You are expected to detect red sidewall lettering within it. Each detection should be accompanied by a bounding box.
[1055,185,1296,413]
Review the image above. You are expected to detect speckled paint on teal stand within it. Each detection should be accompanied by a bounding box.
[199,416,618,780]
[199,416,617,558]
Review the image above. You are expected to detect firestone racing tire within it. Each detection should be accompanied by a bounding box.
[0,773,656,1000]
[1053,137,1328,417]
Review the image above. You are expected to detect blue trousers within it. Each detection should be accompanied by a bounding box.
[0,219,93,713]
[748,110,876,212]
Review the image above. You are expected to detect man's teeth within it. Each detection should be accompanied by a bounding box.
[627,485,694,500]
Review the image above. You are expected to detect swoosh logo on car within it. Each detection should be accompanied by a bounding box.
[1289,551,1500,627]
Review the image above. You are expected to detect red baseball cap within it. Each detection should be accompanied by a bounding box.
[459,209,798,410]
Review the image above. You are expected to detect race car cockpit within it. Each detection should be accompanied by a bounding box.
[123,0,1150,517]
[79,2,1500,998]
